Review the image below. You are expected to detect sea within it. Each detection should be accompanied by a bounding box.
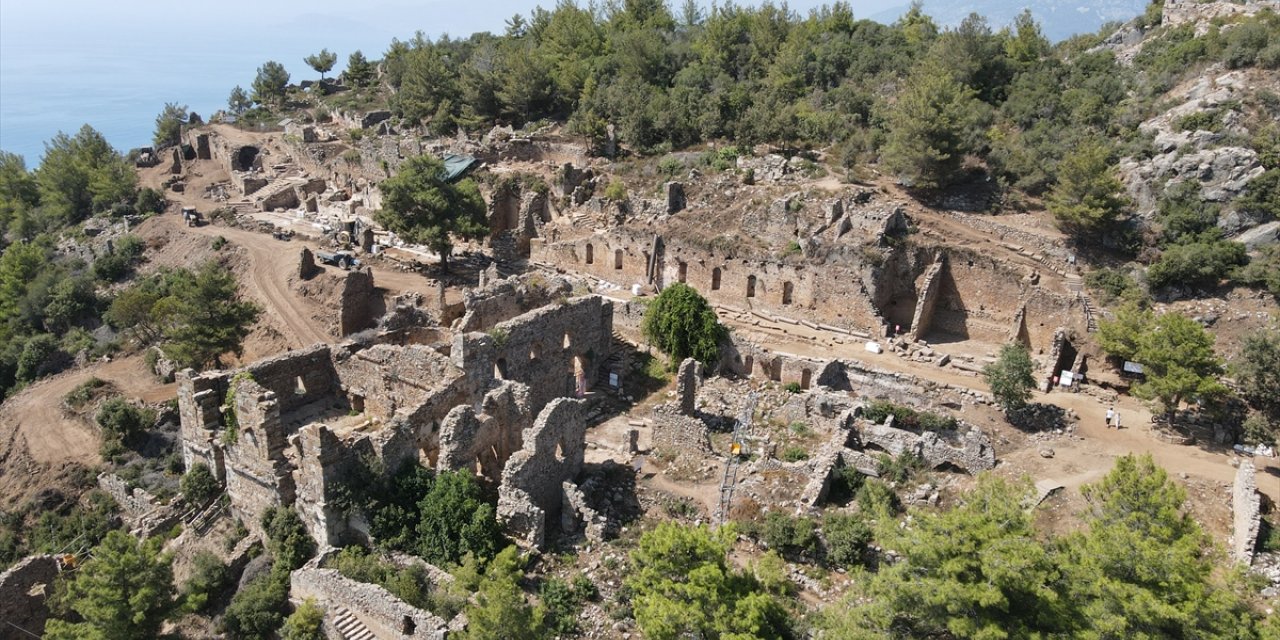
[0,0,547,166]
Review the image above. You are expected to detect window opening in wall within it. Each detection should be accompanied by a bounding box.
[349,394,365,414]
[585,243,594,264]
[563,333,572,349]
[555,440,566,462]
[782,281,794,305]
[746,275,757,298]
[614,249,623,270]
[494,359,508,380]
[800,368,812,389]
[678,261,688,283]
[294,376,306,395]
[744,356,754,377]
[711,267,722,291]
[402,617,416,635]
[573,355,586,397]
[530,342,541,362]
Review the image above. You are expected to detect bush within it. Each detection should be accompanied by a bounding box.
[326,546,434,611]
[95,396,155,447]
[262,507,314,572]
[876,451,924,484]
[1085,267,1143,305]
[781,445,809,462]
[758,512,819,558]
[603,179,628,202]
[861,400,958,431]
[822,513,872,569]
[784,382,803,393]
[540,576,596,636]
[1241,413,1277,447]
[1146,240,1247,290]
[180,462,221,505]
[281,598,325,640]
[16,334,61,383]
[136,188,166,215]
[221,570,290,640]
[181,550,233,613]
[64,377,107,409]
[857,479,901,515]
[92,253,131,282]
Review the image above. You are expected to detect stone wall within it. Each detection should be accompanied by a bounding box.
[456,273,575,333]
[1232,460,1262,565]
[291,567,448,639]
[0,555,59,637]
[339,268,379,336]
[437,382,533,485]
[498,398,588,549]
[97,473,182,538]
[452,295,613,415]
[856,413,995,474]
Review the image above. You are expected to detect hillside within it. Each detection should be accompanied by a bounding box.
[1,0,1280,638]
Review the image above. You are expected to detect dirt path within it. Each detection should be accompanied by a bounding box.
[0,355,175,509]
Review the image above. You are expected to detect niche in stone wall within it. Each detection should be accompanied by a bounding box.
[585,243,594,264]
[782,281,794,305]
[712,267,722,291]
[747,275,757,298]
[614,249,623,270]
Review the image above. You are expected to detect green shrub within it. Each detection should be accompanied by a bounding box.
[1147,240,1247,290]
[281,598,325,640]
[540,576,596,636]
[1085,267,1144,305]
[95,396,155,452]
[136,188,167,215]
[180,462,221,505]
[657,156,686,179]
[862,400,957,431]
[781,445,809,462]
[783,382,803,393]
[64,377,107,409]
[221,569,290,640]
[1241,413,1277,447]
[856,479,901,515]
[876,451,924,484]
[822,513,872,569]
[758,512,819,558]
[17,334,61,383]
[603,179,628,202]
[181,550,233,613]
[262,507,314,572]
[641,283,726,369]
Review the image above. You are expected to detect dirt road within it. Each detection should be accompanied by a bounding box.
[0,355,175,508]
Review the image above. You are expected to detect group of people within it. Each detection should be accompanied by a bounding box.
[1105,406,1122,429]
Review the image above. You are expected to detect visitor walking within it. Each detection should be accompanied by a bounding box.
[1106,406,1115,428]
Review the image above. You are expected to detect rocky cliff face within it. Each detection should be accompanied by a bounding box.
[1118,69,1268,232]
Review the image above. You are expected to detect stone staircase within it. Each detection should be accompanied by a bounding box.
[331,606,377,640]
[1064,274,1098,333]
[595,331,633,393]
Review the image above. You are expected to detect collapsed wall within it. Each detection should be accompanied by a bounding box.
[0,555,59,638]
[1233,460,1262,565]
[178,295,614,548]
[498,398,589,549]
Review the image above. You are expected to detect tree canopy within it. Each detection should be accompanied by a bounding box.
[153,102,189,149]
[46,530,175,640]
[251,61,290,106]
[983,342,1037,412]
[626,522,791,640]
[304,49,338,79]
[1046,139,1130,238]
[374,154,487,270]
[641,282,726,369]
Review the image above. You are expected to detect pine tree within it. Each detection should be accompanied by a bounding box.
[45,531,175,639]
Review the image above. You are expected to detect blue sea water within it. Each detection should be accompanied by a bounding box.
[0,0,550,165]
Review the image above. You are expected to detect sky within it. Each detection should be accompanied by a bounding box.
[0,0,908,163]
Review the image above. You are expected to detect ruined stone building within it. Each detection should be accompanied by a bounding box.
[177,289,613,549]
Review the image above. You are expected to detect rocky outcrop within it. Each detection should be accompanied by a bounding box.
[1119,70,1266,227]
[0,555,59,637]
